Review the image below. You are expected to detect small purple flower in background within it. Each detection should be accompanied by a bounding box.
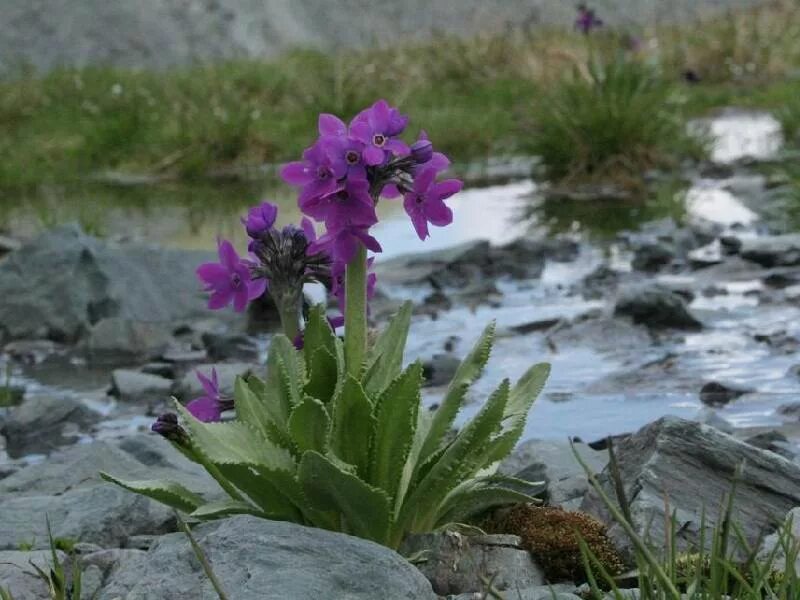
[186,368,234,423]
[197,240,266,312]
[575,4,603,35]
[403,165,462,240]
[242,201,278,239]
[350,99,410,166]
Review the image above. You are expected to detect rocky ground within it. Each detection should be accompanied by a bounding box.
[2,112,800,597]
[0,0,763,72]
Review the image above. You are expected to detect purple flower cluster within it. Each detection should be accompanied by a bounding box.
[575,4,603,35]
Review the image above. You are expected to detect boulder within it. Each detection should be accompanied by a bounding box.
[757,507,800,572]
[110,369,173,403]
[202,332,261,362]
[740,235,800,268]
[0,395,101,458]
[397,532,545,596]
[0,550,65,600]
[631,242,675,272]
[98,516,436,600]
[0,224,230,343]
[699,381,754,407]
[84,317,175,363]
[173,362,257,400]
[500,439,607,510]
[451,586,581,600]
[0,484,175,550]
[581,417,800,558]
[614,285,702,330]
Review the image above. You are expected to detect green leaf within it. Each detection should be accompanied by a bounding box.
[235,377,295,451]
[268,334,305,408]
[303,304,337,367]
[418,322,495,464]
[299,451,391,544]
[436,478,535,526]
[398,378,510,533]
[329,375,376,478]
[99,473,204,513]
[304,347,339,404]
[288,396,331,453]
[368,362,422,504]
[363,301,412,394]
[191,500,265,520]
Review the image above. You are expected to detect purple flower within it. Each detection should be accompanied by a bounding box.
[309,224,382,264]
[350,100,410,166]
[403,166,462,240]
[575,5,603,35]
[301,179,377,231]
[197,240,267,312]
[280,141,344,206]
[185,368,234,423]
[242,201,278,238]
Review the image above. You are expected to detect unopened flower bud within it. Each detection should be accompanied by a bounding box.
[151,412,189,446]
[411,139,434,165]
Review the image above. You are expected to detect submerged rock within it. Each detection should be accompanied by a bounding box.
[582,417,800,559]
[98,516,436,600]
[0,225,232,343]
[699,381,754,407]
[110,369,173,403]
[400,532,544,595]
[0,395,101,458]
[614,284,702,330]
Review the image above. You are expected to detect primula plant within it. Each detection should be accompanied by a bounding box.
[102,99,550,549]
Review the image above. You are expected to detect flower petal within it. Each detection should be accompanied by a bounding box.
[186,396,221,423]
[247,277,267,301]
[208,289,233,310]
[385,138,410,157]
[280,161,312,186]
[432,179,464,201]
[318,113,347,137]
[218,240,240,270]
[426,199,454,227]
[363,145,385,166]
[196,263,229,289]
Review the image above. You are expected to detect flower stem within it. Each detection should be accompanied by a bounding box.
[276,293,300,341]
[344,244,368,378]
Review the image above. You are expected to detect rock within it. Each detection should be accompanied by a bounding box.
[580,265,620,299]
[98,516,436,599]
[699,381,754,407]
[744,431,795,460]
[777,401,800,419]
[0,484,175,550]
[0,224,231,343]
[740,234,800,268]
[110,369,173,403]
[0,550,65,600]
[161,346,208,364]
[581,417,800,558]
[0,437,214,497]
[84,317,175,363]
[500,439,607,510]
[614,285,702,330]
[173,362,256,400]
[451,587,581,600]
[509,318,561,335]
[3,339,63,364]
[140,362,176,378]
[546,317,651,355]
[400,532,544,595]
[0,234,21,255]
[688,240,724,268]
[0,395,101,458]
[202,331,261,361]
[422,353,460,387]
[631,242,674,272]
[757,507,800,573]
[754,331,800,354]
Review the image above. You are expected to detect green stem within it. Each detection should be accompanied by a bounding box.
[276,293,300,341]
[175,512,231,600]
[344,244,368,378]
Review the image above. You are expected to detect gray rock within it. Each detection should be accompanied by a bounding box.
[757,507,800,572]
[202,332,261,361]
[581,417,800,558]
[500,439,607,510]
[84,317,175,363]
[777,401,800,419]
[614,285,702,330]
[98,516,436,599]
[400,532,544,595]
[110,369,173,403]
[0,484,175,550]
[173,362,256,400]
[740,235,800,268]
[699,381,754,407]
[631,242,675,272]
[0,225,228,343]
[451,585,581,600]
[0,395,101,458]
[546,317,651,355]
[0,550,65,600]
[0,234,21,255]
[422,353,461,388]
[744,430,796,460]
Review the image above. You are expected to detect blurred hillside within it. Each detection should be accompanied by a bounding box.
[1,0,763,72]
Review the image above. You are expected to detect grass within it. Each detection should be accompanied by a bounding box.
[0,1,798,192]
